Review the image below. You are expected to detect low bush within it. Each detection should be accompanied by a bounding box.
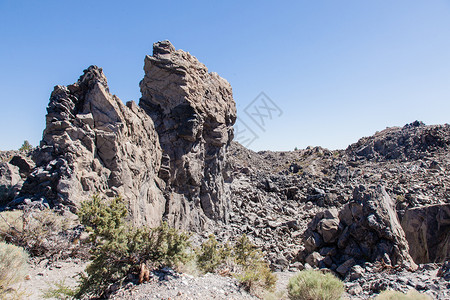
[196,234,276,296]
[75,195,191,298]
[0,210,23,235]
[233,235,277,294]
[196,234,231,273]
[0,209,84,260]
[287,270,344,300]
[375,289,431,300]
[0,242,29,299]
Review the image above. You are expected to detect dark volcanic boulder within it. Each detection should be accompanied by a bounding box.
[0,162,22,205]
[299,185,417,276]
[401,203,450,263]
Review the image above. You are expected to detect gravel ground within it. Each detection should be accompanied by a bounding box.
[18,257,295,300]
[110,270,259,300]
[20,258,88,300]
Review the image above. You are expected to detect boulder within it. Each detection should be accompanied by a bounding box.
[317,218,340,243]
[299,185,417,275]
[9,155,35,177]
[336,258,355,276]
[305,252,324,267]
[401,203,450,263]
[352,185,416,268]
[0,162,22,204]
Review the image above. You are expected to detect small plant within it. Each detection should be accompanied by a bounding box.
[18,140,32,152]
[287,270,344,300]
[236,265,277,295]
[0,242,29,299]
[232,235,276,294]
[76,195,191,298]
[375,289,432,300]
[0,210,23,234]
[234,234,259,266]
[195,234,276,296]
[196,234,231,273]
[41,280,76,299]
[234,234,277,292]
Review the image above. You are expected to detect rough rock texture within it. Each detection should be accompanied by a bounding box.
[2,41,450,298]
[344,262,450,299]
[219,120,450,270]
[0,152,33,205]
[9,41,236,230]
[17,66,166,226]
[0,162,22,204]
[298,185,417,276]
[139,41,236,229]
[401,203,450,263]
[347,121,450,161]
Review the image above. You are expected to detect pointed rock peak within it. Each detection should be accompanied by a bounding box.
[153,40,176,56]
[78,65,108,89]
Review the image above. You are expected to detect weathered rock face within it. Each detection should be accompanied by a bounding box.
[299,185,417,276]
[18,66,166,226]
[0,162,22,205]
[401,203,450,263]
[139,41,236,229]
[0,152,34,205]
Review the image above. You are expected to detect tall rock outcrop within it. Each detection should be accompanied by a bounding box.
[18,66,166,226]
[13,41,236,230]
[139,41,236,229]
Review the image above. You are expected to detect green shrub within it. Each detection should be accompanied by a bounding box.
[234,234,259,267]
[287,270,344,300]
[196,234,276,296]
[233,235,277,294]
[196,234,231,273]
[236,264,277,295]
[0,242,29,299]
[18,140,32,152]
[76,195,191,298]
[375,289,432,300]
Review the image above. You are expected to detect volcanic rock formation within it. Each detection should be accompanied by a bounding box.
[401,203,450,263]
[139,40,236,229]
[9,41,236,229]
[16,66,165,226]
[298,185,417,276]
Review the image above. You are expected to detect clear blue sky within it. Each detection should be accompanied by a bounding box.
[1,1,449,151]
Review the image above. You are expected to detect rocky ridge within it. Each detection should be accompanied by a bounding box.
[219,123,450,267]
